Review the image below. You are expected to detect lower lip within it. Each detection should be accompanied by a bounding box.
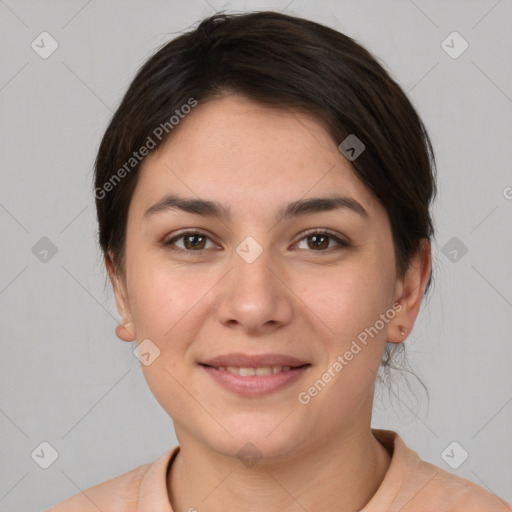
[200,365,310,397]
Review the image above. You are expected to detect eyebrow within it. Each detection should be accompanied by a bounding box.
[143,193,368,221]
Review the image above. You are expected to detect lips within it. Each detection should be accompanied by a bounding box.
[200,353,309,368]
[199,353,311,397]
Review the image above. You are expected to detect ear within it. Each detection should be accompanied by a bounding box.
[387,238,431,343]
[105,251,136,342]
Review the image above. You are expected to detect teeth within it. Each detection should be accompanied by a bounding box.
[221,365,294,376]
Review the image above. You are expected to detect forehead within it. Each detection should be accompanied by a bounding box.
[131,95,380,220]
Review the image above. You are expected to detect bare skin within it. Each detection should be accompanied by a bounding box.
[107,93,431,511]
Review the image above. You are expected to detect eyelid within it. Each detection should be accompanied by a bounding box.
[298,228,351,245]
[292,228,351,249]
[163,229,220,251]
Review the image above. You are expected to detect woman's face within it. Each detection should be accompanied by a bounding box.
[110,94,426,460]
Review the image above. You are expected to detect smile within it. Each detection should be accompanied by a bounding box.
[200,364,311,398]
[215,365,293,376]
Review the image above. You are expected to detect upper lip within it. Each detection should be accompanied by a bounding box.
[200,353,310,368]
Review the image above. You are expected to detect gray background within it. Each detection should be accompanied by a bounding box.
[1,0,511,510]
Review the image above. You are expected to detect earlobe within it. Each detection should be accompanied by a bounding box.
[115,321,136,342]
[386,309,408,344]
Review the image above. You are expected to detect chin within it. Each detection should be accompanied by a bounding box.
[202,415,312,463]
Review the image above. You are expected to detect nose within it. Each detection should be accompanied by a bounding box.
[214,246,294,335]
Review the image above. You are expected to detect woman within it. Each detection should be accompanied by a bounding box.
[48,10,511,511]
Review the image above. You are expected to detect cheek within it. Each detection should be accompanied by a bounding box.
[294,260,393,409]
[126,256,206,340]
[297,261,390,343]
[129,277,175,339]
[126,262,204,416]
[296,268,390,415]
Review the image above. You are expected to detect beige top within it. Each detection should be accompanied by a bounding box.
[47,429,511,511]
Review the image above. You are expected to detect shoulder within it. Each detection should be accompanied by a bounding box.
[409,457,512,511]
[45,458,153,512]
[368,429,512,512]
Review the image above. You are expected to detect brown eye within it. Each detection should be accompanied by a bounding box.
[295,230,350,252]
[307,234,330,250]
[182,234,207,250]
[164,231,217,252]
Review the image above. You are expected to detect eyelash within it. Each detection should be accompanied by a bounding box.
[162,228,351,254]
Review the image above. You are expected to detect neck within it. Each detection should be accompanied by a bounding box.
[168,425,391,512]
